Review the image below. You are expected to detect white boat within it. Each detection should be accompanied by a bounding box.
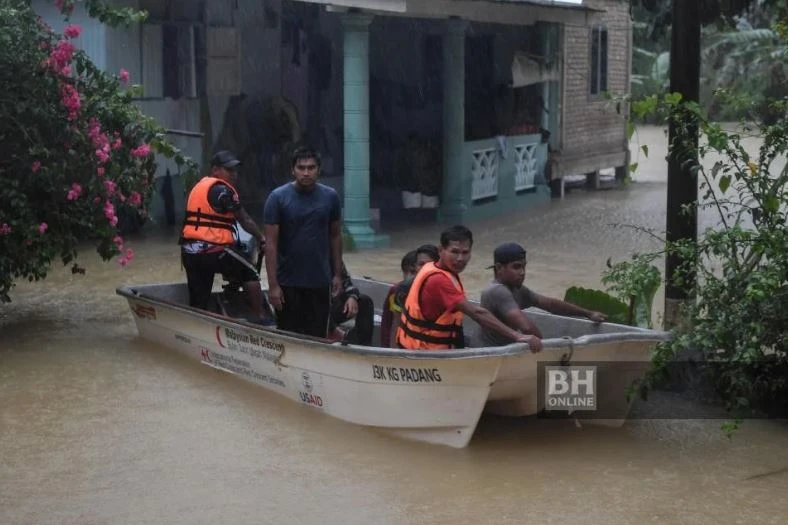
[118,277,669,448]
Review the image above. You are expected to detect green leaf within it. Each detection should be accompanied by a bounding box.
[629,162,639,173]
[719,175,731,193]
[665,92,683,106]
[627,121,636,140]
[563,287,631,325]
[641,144,649,158]
[764,195,779,212]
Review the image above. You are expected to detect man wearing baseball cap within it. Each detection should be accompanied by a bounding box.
[396,226,542,351]
[472,242,607,347]
[180,150,271,324]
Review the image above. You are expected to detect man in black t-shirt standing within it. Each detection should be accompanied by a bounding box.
[263,147,343,338]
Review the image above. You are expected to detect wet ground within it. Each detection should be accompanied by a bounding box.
[1,126,787,524]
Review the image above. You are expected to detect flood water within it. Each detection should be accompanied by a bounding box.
[2,126,787,524]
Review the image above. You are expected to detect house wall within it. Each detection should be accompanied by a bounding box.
[104,0,141,83]
[559,0,630,175]
[33,0,108,69]
[34,0,284,223]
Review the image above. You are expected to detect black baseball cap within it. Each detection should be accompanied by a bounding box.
[487,242,527,269]
[211,150,241,169]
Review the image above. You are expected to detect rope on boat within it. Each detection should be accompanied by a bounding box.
[560,336,574,366]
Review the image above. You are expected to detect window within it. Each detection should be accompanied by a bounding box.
[589,26,608,96]
[141,23,200,99]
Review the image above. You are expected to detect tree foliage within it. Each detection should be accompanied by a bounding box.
[633,93,788,417]
[630,0,787,121]
[0,0,197,302]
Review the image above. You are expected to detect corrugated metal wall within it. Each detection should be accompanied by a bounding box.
[33,0,108,69]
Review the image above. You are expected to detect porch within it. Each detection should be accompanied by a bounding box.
[293,0,599,247]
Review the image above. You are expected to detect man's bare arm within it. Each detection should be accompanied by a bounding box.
[455,300,542,351]
[502,308,543,339]
[263,224,279,288]
[533,293,603,320]
[235,208,264,243]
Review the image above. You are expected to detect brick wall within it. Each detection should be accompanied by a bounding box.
[559,0,631,172]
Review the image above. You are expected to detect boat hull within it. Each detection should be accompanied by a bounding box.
[121,284,509,448]
[355,278,668,423]
[120,279,669,447]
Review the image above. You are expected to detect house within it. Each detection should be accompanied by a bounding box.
[35,0,631,247]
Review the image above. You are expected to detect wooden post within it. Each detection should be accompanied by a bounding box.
[664,0,700,328]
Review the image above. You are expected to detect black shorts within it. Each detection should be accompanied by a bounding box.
[276,286,332,338]
[182,249,259,310]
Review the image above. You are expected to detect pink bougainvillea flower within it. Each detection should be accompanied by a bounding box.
[109,216,119,227]
[104,180,117,196]
[113,235,124,248]
[66,182,82,201]
[32,161,41,173]
[103,201,115,220]
[87,118,110,150]
[39,222,48,234]
[119,68,130,83]
[0,223,11,236]
[46,40,75,75]
[111,138,122,150]
[97,167,105,176]
[95,148,110,164]
[130,144,151,158]
[129,191,142,206]
[63,25,81,39]
[59,82,81,121]
[117,248,135,267]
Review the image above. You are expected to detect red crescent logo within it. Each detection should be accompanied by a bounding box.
[216,326,225,348]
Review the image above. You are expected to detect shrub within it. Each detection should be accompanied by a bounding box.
[0,0,197,302]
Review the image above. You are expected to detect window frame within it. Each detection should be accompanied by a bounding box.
[588,25,609,98]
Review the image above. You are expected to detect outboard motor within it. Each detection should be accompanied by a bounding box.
[216,223,275,324]
[221,222,259,293]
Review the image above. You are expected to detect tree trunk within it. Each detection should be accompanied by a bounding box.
[664,0,701,328]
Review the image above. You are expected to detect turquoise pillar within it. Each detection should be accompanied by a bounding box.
[341,13,389,249]
[539,22,560,150]
[438,19,469,225]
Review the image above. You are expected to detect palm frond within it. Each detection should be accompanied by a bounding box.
[634,46,658,60]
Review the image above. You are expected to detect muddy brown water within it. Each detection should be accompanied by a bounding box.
[2,127,787,524]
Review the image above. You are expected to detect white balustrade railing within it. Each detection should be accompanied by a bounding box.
[514,143,538,191]
[471,147,499,201]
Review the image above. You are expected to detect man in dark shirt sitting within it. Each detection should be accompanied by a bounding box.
[384,244,439,347]
[327,263,374,345]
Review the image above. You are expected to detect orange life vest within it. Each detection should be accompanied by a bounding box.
[396,262,465,350]
[181,177,238,245]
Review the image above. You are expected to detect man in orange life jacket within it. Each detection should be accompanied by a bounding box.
[396,225,543,351]
[180,150,269,323]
